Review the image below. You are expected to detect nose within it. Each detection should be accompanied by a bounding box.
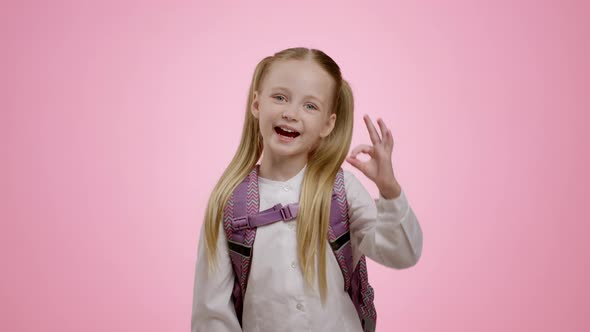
[282,104,299,121]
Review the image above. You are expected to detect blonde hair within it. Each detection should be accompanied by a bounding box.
[203,47,354,303]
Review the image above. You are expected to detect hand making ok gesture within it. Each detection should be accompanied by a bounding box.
[346,114,402,199]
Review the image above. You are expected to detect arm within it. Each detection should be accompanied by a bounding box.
[344,170,423,269]
[191,221,242,332]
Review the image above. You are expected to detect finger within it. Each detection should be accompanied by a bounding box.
[363,114,382,145]
[376,118,393,150]
[349,144,374,158]
[377,118,389,145]
[386,128,394,150]
[346,155,368,174]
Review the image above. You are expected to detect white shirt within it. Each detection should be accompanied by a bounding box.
[191,164,423,332]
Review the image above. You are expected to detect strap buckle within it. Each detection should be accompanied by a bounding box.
[232,215,250,230]
[279,204,295,221]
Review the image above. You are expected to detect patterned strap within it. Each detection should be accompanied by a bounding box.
[327,168,377,332]
[222,165,260,324]
[327,168,354,291]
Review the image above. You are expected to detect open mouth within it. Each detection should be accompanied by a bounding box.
[274,126,300,139]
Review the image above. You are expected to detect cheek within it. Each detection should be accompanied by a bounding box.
[257,116,274,134]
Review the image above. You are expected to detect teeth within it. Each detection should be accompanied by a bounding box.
[280,127,295,133]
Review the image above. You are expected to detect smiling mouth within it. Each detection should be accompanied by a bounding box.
[274,127,300,138]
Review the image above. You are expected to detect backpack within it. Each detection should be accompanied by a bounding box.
[222,164,377,332]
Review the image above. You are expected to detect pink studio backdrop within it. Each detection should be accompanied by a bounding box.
[2,0,588,331]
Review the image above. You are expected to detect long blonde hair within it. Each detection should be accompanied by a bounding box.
[203,47,354,302]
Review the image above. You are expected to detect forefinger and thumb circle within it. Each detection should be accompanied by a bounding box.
[348,144,374,159]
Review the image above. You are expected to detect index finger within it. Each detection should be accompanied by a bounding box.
[363,114,382,145]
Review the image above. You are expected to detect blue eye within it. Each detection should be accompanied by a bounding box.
[273,95,318,111]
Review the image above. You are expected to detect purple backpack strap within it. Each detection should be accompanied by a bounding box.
[231,203,299,231]
[222,164,260,325]
[328,168,377,332]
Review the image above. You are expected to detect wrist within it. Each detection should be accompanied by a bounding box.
[379,181,402,200]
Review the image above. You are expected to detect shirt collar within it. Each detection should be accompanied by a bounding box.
[258,163,307,187]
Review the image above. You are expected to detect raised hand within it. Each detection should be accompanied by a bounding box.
[346,114,402,199]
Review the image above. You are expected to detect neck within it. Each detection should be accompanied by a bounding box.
[258,153,308,182]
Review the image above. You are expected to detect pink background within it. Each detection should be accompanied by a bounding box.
[2,0,588,331]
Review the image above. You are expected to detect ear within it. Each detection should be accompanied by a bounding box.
[251,91,260,119]
[320,113,337,138]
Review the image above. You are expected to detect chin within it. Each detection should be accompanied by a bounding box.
[269,141,305,155]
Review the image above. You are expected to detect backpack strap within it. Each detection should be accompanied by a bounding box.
[222,164,260,324]
[231,202,299,231]
[327,168,354,291]
[351,257,377,332]
[328,168,377,332]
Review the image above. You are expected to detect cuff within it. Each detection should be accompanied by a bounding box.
[375,189,410,224]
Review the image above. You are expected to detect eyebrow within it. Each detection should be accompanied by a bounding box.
[270,86,324,106]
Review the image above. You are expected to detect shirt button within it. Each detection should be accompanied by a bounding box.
[296,303,304,311]
[291,261,296,268]
[283,185,291,191]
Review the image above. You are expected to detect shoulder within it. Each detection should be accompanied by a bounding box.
[338,168,376,220]
[341,168,360,187]
[340,168,368,199]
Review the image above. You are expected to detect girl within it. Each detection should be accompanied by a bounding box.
[191,47,423,332]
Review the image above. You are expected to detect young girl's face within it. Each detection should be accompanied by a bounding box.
[251,59,337,161]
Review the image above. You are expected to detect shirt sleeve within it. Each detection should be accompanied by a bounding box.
[344,169,423,269]
[191,221,242,332]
